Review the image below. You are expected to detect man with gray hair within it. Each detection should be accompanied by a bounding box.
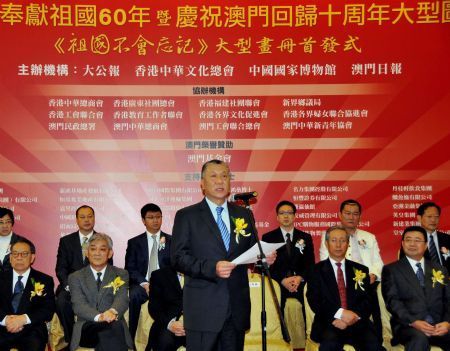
[307,226,382,351]
[68,233,133,351]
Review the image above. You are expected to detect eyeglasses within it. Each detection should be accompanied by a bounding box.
[0,220,13,225]
[328,239,348,244]
[11,251,31,258]
[403,239,426,244]
[145,215,162,220]
[278,211,294,216]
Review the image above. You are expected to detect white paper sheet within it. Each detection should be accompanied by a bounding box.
[232,241,285,265]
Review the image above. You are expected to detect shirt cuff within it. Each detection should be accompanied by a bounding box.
[94,314,101,322]
[140,282,149,287]
[0,317,6,326]
[334,308,344,319]
[24,314,31,324]
[167,317,176,331]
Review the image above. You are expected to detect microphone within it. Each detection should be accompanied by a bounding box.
[230,191,258,202]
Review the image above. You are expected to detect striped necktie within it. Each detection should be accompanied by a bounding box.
[216,207,230,251]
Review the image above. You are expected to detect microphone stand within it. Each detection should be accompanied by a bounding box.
[241,198,290,350]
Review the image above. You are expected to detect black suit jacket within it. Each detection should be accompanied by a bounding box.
[399,231,450,272]
[124,231,171,286]
[382,257,450,339]
[147,266,183,348]
[0,268,55,341]
[262,227,315,302]
[0,233,25,273]
[55,231,112,291]
[171,199,256,333]
[306,259,372,342]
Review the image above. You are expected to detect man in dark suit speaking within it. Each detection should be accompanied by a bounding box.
[382,226,450,351]
[306,226,382,351]
[171,159,275,351]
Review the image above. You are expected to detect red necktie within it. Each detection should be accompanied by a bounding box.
[336,262,347,309]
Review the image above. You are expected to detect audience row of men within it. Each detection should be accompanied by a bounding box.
[0,159,449,351]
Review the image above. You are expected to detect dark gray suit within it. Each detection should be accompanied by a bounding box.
[68,265,133,351]
[382,257,450,351]
[171,199,256,350]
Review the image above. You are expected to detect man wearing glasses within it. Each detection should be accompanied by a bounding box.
[0,207,25,273]
[125,203,172,342]
[262,200,315,310]
[382,226,450,351]
[0,238,55,351]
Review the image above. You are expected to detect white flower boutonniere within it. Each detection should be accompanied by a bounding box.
[231,217,251,244]
[295,239,306,254]
[103,276,125,295]
[30,278,46,301]
[353,268,366,291]
[441,247,450,260]
[358,239,367,249]
[159,236,166,251]
[431,269,446,288]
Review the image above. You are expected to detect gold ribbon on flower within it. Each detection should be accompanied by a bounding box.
[353,268,366,291]
[231,217,250,244]
[103,276,125,295]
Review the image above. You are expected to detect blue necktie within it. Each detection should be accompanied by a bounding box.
[12,276,24,312]
[416,262,425,287]
[216,207,230,251]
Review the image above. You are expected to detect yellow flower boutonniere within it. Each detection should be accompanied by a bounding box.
[231,217,251,244]
[353,268,366,291]
[30,278,46,301]
[431,269,446,288]
[103,276,125,295]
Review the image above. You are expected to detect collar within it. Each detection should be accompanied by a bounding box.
[329,257,346,268]
[90,265,107,279]
[146,230,161,239]
[13,267,31,282]
[79,231,94,242]
[405,255,425,269]
[205,196,229,214]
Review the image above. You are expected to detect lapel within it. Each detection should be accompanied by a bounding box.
[199,199,228,253]
[70,232,85,266]
[97,265,115,306]
[140,233,149,265]
[169,270,183,292]
[1,233,17,267]
[424,260,434,298]
[82,266,98,305]
[398,257,426,298]
[228,203,239,255]
[4,270,14,310]
[323,259,341,306]
[157,232,166,265]
[345,261,357,302]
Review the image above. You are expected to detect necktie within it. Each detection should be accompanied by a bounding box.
[148,235,158,279]
[285,233,292,258]
[216,207,230,251]
[12,276,24,312]
[82,236,89,264]
[96,272,102,291]
[336,262,347,309]
[416,262,425,287]
[428,235,441,265]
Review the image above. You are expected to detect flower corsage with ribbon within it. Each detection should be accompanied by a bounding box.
[159,236,166,251]
[231,217,250,244]
[295,239,306,254]
[30,278,46,300]
[103,276,125,295]
[431,269,446,288]
[353,268,366,291]
[358,239,367,249]
[441,247,450,260]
